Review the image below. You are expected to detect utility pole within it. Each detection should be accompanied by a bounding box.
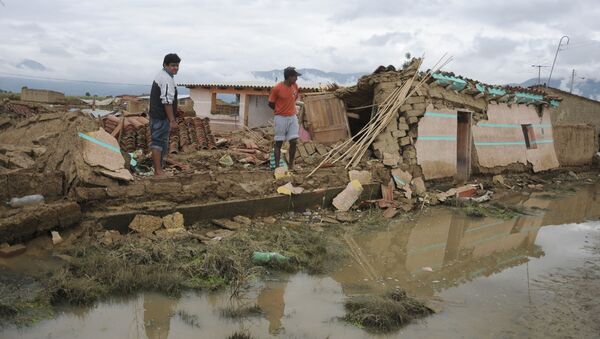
[531,65,549,85]
[568,69,585,94]
[547,35,569,87]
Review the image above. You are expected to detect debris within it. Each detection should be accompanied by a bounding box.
[206,229,235,239]
[8,194,44,208]
[470,190,493,203]
[274,167,290,180]
[411,177,426,196]
[219,154,234,167]
[0,243,27,258]
[79,130,134,181]
[51,231,63,245]
[422,267,433,272]
[277,182,304,195]
[128,214,163,235]
[320,216,340,224]
[262,216,277,225]
[162,212,185,229]
[333,180,364,211]
[233,215,252,225]
[456,185,478,198]
[492,175,505,186]
[382,152,401,167]
[251,251,289,264]
[348,170,372,185]
[335,212,360,223]
[568,171,579,180]
[212,218,242,231]
[527,184,544,190]
[383,207,398,219]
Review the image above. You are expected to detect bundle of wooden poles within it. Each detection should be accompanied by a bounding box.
[307,55,453,178]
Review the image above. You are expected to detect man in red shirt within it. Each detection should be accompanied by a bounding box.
[269,66,301,171]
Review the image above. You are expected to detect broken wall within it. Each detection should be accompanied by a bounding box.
[415,105,458,180]
[552,124,598,166]
[21,87,65,104]
[473,103,559,173]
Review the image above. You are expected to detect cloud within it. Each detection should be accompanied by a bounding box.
[16,59,47,71]
[361,32,412,46]
[0,0,598,88]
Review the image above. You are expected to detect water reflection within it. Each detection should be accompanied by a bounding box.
[2,184,599,339]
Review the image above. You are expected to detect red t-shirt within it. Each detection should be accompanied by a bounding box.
[269,82,299,116]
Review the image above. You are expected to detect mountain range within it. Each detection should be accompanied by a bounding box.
[1,71,598,101]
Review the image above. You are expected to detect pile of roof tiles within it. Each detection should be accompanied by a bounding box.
[101,111,216,154]
[2,101,47,117]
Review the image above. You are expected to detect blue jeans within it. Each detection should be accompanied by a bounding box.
[150,118,170,166]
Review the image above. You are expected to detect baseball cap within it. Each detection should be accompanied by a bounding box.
[284,66,302,78]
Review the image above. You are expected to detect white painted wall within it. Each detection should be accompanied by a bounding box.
[247,95,273,128]
[189,88,244,133]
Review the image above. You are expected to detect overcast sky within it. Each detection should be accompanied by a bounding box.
[0,0,598,87]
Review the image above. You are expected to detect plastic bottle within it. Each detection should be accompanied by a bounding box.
[252,251,289,264]
[8,194,44,208]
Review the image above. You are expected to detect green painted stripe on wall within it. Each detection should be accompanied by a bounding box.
[475,139,553,146]
[424,112,456,119]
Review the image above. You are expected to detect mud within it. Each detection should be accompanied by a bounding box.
[1,180,600,338]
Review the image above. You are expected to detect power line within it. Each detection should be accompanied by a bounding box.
[0,71,150,87]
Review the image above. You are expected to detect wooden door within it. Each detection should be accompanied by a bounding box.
[302,92,351,144]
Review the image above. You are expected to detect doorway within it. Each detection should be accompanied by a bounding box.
[456,111,472,183]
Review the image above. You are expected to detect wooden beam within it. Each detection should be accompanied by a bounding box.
[346,112,360,119]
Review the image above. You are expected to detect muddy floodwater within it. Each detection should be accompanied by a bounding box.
[3,183,600,338]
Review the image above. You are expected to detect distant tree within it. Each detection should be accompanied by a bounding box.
[85,91,91,97]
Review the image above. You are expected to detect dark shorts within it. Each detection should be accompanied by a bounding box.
[150,118,170,163]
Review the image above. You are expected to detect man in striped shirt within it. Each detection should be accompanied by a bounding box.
[149,53,180,176]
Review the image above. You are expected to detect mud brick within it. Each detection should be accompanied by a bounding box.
[407,109,424,117]
[398,123,410,131]
[106,185,128,198]
[297,144,309,159]
[392,130,407,138]
[145,179,182,195]
[0,174,8,201]
[398,117,407,125]
[406,96,426,104]
[212,219,241,231]
[74,187,108,202]
[0,244,26,258]
[408,129,418,139]
[315,144,328,156]
[399,104,412,112]
[412,103,427,111]
[304,143,316,155]
[407,116,419,124]
[54,202,82,228]
[126,183,146,197]
[400,137,411,146]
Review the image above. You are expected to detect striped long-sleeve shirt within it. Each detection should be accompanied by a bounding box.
[149,68,178,120]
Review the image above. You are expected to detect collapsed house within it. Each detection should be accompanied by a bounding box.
[334,60,576,183]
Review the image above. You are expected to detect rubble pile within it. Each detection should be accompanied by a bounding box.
[0,100,50,118]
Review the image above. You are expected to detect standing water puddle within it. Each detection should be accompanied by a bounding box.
[3,184,600,338]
